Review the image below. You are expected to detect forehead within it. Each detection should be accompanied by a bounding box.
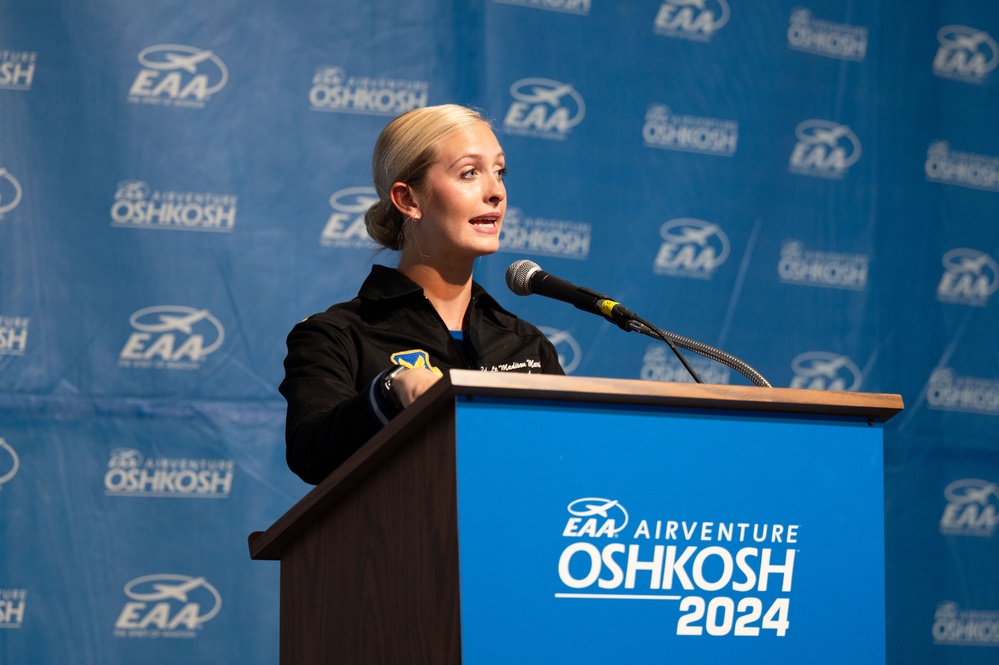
[434,122,503,164]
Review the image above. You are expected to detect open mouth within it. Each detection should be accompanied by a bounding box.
[469,213,501,228]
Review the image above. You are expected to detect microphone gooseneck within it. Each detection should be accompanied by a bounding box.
[505,259,772,388]
[629,317,771,388]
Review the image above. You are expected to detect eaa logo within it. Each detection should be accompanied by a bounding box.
[653,0,730,42]
[933,601,999,646]
[927,368,999,415]
[110,181,238,232]
[128,45,228,108]
[503,78,585,140]
[0,168,24,217]
[563,497,629,538]
[104,448,235,498]
[789,120,861,178]
[936,248,999,307]
[924,141,999,192]
[119,306,225,370]
[653,218,730,279]
[320,186,379,248]
[499,208,592,259]
[114,574,221,638]
[109,448,143,470]
[0,438,20,490]
[789,351,863,391]
[940,479,999,537]
[115,180,150,202]
[539,326,582,374]
[308,66,429,115]
[641,104,739,157]
[933,26,999,84]
[641,344,731,384]
[786,9,869,62]
[778,240,869,291]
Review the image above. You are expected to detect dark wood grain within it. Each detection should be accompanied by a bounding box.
[278,408,461,664]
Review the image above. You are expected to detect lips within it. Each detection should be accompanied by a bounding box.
[469,213,501,228]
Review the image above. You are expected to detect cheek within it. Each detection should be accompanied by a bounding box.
[433,186,473,216]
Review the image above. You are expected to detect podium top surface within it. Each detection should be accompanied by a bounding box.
[249,371,902,561]
[443,370,904,421]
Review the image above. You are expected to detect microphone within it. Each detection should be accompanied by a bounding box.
[504,259,771,387]
[505,259,637,330]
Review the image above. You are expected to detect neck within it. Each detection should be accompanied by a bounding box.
[399,260,475,331]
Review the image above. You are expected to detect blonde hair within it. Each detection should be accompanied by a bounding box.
[364,104,487,250]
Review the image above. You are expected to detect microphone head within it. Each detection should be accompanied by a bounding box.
[506,259,541,296]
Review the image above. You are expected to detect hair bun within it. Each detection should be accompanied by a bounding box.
[364,200,403,251]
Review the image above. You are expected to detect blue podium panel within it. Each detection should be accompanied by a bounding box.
[454,398,885,664]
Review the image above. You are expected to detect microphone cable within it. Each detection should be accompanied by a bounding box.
[627,315,772,388]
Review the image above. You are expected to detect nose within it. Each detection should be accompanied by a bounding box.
[486,173,505,206]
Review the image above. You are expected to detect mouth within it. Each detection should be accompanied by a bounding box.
[469,213,502,230]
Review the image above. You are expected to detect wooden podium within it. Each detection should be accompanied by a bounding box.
[249,371,903,664]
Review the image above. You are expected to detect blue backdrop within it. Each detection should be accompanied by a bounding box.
[2,1,998,662]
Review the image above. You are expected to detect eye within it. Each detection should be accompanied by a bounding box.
[496,167,508,179]
[460,167,478,180]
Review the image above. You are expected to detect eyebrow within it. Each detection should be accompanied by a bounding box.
[447,151,506,169]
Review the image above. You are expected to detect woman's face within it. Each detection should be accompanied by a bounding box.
[405,121,507,264]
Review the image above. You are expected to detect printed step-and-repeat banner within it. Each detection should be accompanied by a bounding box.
[1,1,997,663]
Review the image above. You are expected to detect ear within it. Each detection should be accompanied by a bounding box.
[389,182,421,220]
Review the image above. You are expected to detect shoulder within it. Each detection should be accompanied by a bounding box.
[289,265,424,335]
[289,299,362,337]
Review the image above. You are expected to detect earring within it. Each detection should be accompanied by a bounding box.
[413,212,421,221]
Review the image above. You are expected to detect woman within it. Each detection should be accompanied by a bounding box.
[280,104,564,484]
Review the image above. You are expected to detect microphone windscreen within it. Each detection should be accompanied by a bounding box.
[505,259,541,296]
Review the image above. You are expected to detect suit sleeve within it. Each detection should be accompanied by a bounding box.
[278,317,383,485]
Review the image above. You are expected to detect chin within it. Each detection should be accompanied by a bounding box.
[466,243,499,260]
